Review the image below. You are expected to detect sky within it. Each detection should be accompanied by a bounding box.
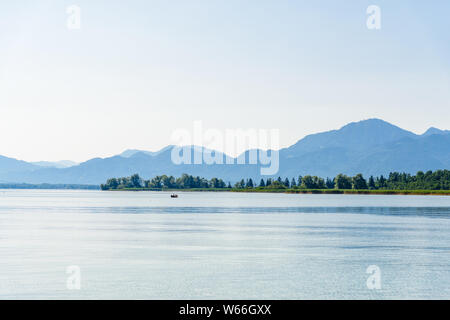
[0,0,449,162]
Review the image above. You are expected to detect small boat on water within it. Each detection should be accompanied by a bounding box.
[170,194,178,198]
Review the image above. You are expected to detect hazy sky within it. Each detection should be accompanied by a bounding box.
[1,0,449,162]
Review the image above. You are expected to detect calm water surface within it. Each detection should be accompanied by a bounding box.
[0,190,450,299]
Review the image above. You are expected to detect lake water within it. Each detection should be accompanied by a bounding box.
[0,189,450,299]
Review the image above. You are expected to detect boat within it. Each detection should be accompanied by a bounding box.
[170,194,178,198]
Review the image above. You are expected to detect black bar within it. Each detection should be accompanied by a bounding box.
[1,300,448,319]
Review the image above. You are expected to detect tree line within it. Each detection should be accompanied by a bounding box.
[101,173,229,190]
[101,170,450,190]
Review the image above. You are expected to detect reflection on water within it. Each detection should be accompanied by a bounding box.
[0,190,449,299]
[1,205,450,218]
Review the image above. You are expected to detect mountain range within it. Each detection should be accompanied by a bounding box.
[30,160,79,169]
[1,119,449,185]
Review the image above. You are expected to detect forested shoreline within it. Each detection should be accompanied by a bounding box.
[101,170,450,192]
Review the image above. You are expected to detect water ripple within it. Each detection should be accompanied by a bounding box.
[0,206,450,217]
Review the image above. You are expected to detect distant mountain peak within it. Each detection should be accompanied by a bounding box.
[345,118,388,125]
[422,127,450,136]
[120,146,174,158]
[340,118,412,131]
[285,118,416,156]
[32,160,78,169]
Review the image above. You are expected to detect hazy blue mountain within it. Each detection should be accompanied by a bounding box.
[0,119,449,184]
[0,155,39,177]
[119,146,174,158]
[276,120,449,178]
[0,148,258,184]
[351,134,450,176]
[282,118,416,157]
[31,160,78,168]
[422,127,450,137]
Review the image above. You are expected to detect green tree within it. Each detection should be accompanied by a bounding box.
[234,179,245,189]
[377,175,387,189]
[269,180,286,189]
[314,176,326,189]
[368,176,376,189]
[130,174,142,188]
[211,177,225,188]
[106,178,119,189]
[334,174,352,189]
[301,175,315,189]
[325,177,334,189]
[291,178,297,187]
[259,179,266,187]
[352,174,368,189]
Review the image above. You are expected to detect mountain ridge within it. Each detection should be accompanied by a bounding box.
[1,119,449,184]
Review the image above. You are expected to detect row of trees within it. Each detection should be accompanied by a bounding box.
[236,170,450,190]
[101,174,229,190]
[101,170,450,191]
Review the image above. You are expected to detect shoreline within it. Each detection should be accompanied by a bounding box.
[104,188,450,196]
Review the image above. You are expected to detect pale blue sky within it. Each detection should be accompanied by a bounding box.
[0,0,449,161]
